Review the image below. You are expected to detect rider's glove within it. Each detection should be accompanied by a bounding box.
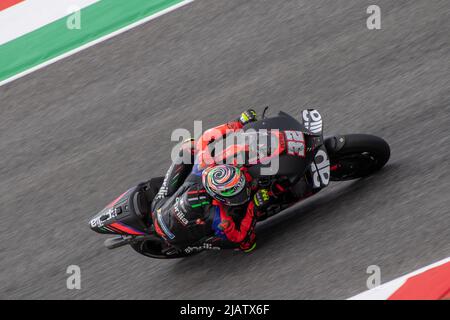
[253,188,272,210]
[239,109,257,126]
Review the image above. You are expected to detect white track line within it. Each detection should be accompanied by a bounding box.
[0,0,194,88]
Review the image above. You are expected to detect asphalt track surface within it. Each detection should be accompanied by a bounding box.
[1,0,449,299]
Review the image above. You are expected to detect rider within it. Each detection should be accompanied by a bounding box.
[145,109,328,253]
[148,110,263,253]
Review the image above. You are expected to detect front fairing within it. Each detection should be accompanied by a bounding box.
[89,186,148,236]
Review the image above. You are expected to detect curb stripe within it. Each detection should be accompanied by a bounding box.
[0,0,24,11]
[0,0,99,45]
[388,261,450,300]
[349,257,450,300]
[0,0,194,87]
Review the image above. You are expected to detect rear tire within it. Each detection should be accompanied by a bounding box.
[325,134,390,181]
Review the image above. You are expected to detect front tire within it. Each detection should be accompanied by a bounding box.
[130,238,199,259]
[324,134,390,181]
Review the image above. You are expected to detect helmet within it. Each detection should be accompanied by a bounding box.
[202,164,250,206]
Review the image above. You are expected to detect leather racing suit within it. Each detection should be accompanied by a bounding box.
[150,118,260,252]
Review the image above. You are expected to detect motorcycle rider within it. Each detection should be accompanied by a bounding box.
[144,109,329,253]
[148,110,263,252]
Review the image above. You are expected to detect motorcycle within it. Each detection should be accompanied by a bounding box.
[89,109,390,258]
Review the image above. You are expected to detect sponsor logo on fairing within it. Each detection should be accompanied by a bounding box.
[311,149,330,188]
[173,197,189,226]
[156,210,175,240]
[184,243,221,253]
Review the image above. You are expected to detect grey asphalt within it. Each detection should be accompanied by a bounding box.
[1,0,449,299]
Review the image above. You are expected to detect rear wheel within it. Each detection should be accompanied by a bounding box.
[324,134,390,181]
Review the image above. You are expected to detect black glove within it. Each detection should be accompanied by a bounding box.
[239,109,257,125]
[253,188,273,210]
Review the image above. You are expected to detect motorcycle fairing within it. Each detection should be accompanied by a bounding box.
[89,184,148,235]
[243,111,321,180]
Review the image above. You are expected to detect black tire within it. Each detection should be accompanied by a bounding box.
[325,134,390,181]
[130,238,199,259]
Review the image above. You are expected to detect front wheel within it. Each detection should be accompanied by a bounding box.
[130,237,200,259]
[324,134,390,181]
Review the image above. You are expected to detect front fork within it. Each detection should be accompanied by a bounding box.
[323,135,347,179]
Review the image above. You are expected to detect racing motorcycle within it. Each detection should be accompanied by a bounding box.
[89,109,390,258]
